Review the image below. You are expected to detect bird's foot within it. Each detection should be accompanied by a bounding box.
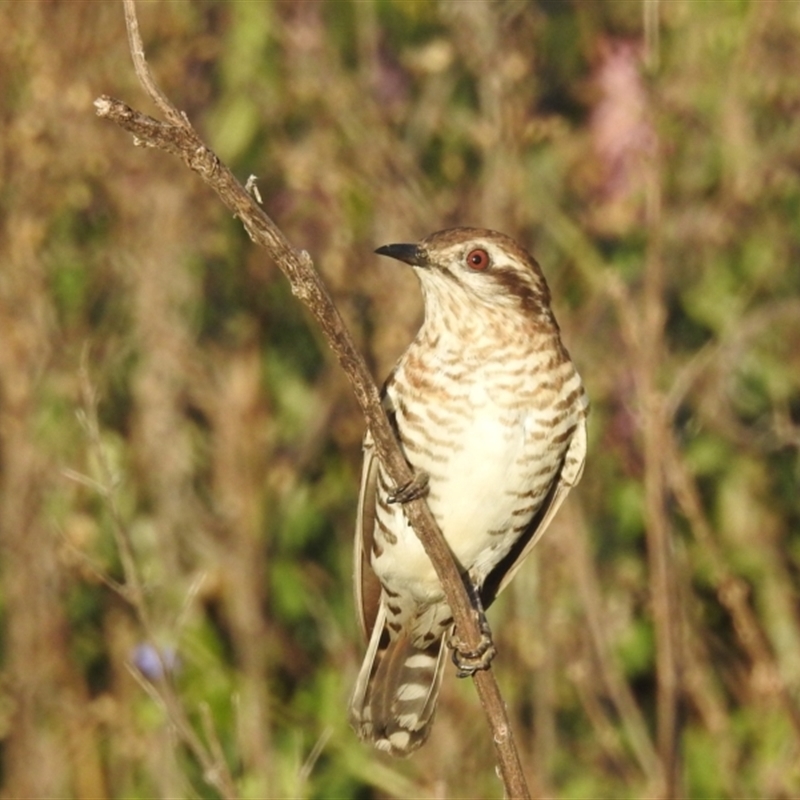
[448,610,497,677]
[387,470,430,504]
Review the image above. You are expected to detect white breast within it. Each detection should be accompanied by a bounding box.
[373,358,569,603]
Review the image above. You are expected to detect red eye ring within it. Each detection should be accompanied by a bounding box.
[466,248,490,271]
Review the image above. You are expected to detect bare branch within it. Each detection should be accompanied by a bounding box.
[122,0,187,128]
[98,2,531,797]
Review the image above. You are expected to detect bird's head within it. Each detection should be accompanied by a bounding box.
[375,228,553,324]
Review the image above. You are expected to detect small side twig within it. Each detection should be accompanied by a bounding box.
[95,1,532,796]
[122,0,186,129]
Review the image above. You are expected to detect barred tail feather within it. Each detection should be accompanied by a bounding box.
[349,607,446,757]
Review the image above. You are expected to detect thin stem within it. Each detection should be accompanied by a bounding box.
[95,2,533,796]
[78,356,238,800]
[641,130,683,799]
[564,505,661,785]
[122,0,186,128]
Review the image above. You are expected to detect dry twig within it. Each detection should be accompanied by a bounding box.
[95,1,532,796]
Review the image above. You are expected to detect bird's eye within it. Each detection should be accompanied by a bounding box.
[466,248,490,271]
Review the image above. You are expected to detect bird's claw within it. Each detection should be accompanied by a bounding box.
[445,577,497,676]
[448,626,497,677]
[387,471,430,504]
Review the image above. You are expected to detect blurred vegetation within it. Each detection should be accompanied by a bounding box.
[1,1,799,798]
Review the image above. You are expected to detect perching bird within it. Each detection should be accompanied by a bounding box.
[350,227,588,756]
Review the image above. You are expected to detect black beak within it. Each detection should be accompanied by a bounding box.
[374,242,427,267]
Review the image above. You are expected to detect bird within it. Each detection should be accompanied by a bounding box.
[349,227,588,756]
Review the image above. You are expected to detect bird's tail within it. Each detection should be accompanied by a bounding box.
[349,606,446,757]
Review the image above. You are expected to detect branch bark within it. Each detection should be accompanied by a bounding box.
[95,1,532,797]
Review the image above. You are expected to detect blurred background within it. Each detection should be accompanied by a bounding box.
[1,1,799,798]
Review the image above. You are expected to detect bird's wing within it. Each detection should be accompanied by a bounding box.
[482,413,588,606]
[353,429,383,641]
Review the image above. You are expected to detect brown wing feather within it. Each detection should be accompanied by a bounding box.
[353,431,383,640]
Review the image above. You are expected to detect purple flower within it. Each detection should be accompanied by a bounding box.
[132,643,180,680]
